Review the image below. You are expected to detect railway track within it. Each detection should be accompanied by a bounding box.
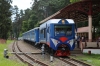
[12,40,48,66]
[56,57,91,66]
[12,40,92,66]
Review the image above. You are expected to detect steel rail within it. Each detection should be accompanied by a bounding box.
[12,40,48,66]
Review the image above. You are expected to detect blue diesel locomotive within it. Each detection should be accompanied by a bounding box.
[23,19,76,56]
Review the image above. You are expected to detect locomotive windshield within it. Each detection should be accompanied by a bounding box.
[55,25,72,36]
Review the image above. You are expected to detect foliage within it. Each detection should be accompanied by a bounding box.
[93,13,100,37]
[70,0,81,3]
[12,6,25,38]
[32,0,70,19]
[0,0,12,39]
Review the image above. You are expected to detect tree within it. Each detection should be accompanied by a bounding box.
[70,0,81,3]
[92,13,100,38]
[32,0,70,19]
[0,0,12,39]
[28,14,38,30]
[12,5,25,39]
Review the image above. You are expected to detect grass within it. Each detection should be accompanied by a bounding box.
[0,40,27,66]
[71,53,100,66]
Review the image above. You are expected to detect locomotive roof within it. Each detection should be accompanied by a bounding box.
[41,19,74,25]
[39,19,74,30]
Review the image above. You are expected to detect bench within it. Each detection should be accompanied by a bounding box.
[81,42,100,48]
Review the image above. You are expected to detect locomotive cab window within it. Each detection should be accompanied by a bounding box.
[55,25,72,36]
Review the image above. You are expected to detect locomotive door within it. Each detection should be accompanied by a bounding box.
[46,24,50,46]
[46,24,49,43]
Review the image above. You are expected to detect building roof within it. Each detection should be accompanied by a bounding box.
[77,26,89,33]
[39,0,100,24]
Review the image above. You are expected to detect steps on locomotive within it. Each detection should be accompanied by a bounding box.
[70,48,82,54]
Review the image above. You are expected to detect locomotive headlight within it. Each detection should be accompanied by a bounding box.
[62,20,65,24]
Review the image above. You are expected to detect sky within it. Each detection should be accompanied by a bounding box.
[12,0,33,10]
[11,0,34,21]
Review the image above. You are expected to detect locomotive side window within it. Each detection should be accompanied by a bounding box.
[40,29,44,34]
[40,28,46,38]
[44,28,46,38]
[47,27,49,33]
[32,32,34,38]
[55,25,72,36]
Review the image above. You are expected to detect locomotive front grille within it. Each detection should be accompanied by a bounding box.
[58,44,69,51]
